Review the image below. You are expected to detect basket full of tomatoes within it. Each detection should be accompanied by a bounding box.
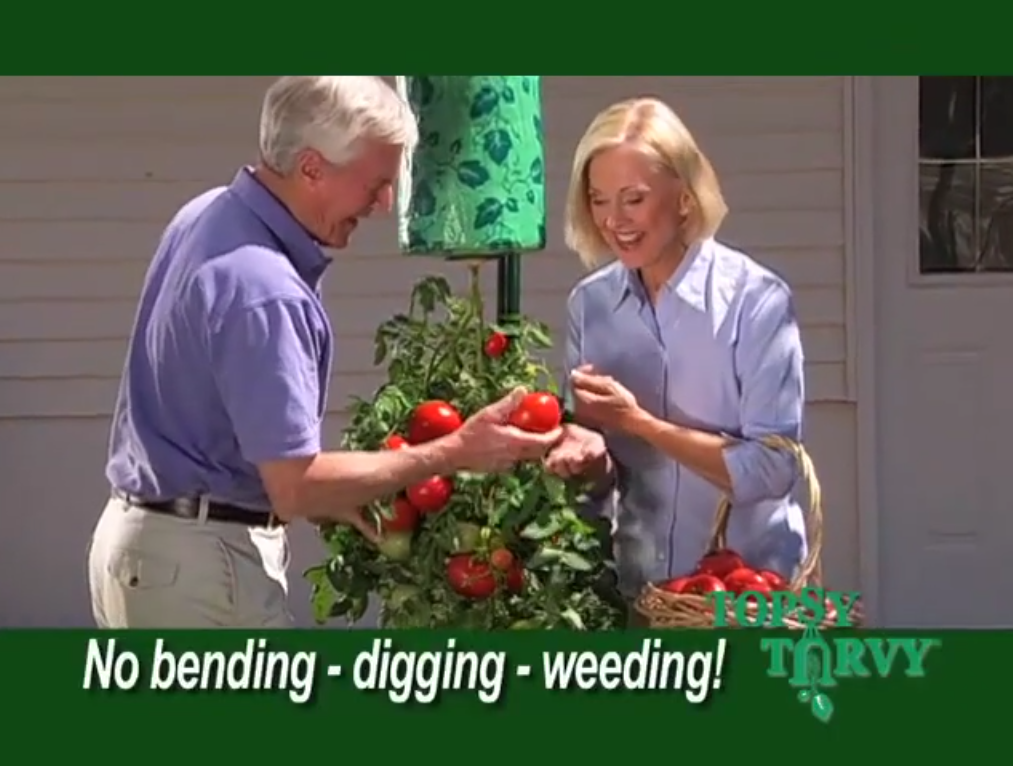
[633,435,863,630]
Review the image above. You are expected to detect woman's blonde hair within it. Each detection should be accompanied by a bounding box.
[564,97,728,270]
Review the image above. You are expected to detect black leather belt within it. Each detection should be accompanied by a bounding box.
[114,490,284,528]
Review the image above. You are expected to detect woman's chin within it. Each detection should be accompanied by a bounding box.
[614,248,654,270]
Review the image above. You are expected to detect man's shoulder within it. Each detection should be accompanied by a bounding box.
[195,245,316,328]
[164,188,312,314]
[166,186,230,232]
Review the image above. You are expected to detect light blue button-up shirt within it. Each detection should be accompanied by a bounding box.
[567,238,808,598]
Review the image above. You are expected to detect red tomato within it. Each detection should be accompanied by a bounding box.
[758,569,789,590]
[505,562,524,594]
[484,332,509,358]
[696,549,745,579]
[659,576,690,594]
[508,392,561,434]
[380,496,418,534]
[407,401,463,445]
[723,567,772,595]
[446,555,497,600]
[384,435,409,451]
[679,574,726,595]
[490,548,514,571]
[406,476,452,514]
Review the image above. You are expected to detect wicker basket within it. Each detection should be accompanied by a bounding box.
[633,435,863,630]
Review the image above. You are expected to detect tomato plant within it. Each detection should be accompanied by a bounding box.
[303,271,625,630]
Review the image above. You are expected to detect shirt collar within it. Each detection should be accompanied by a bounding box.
[614,238,713,312]
[229,167,332,286]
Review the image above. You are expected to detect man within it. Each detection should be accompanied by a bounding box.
[88,76,562,628]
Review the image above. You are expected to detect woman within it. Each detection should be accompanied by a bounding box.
[544,97,808,602]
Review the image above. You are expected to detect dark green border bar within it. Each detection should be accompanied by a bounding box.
[1,629,1004,759]
[0,9,1009,72]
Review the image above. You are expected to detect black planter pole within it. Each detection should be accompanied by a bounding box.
[496,253,521,322]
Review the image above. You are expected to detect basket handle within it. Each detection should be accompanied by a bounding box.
[706,434,823,591]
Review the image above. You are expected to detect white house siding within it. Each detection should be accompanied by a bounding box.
[0,77,858,626]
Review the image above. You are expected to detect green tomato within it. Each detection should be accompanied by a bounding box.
[376,532,413,562]
[509,619,540,630]
[388,584,421,609]
[452,522,483,553]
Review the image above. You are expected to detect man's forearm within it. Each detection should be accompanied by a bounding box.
[294,436,463,518]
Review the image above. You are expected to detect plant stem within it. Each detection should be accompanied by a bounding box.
[468,262,485,374]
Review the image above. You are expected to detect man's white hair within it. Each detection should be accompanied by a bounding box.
[259,76,418,174]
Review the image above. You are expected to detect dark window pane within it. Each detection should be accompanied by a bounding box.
[919,162,976,273]
[919,76,976,160]
[978,162,1013,271]
[980,77,1013,158]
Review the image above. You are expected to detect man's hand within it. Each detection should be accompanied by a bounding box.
[449,387,563,472]
[308,507,382,545]
[544,423,609,479]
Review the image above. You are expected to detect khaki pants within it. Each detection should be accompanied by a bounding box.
[88,495,293,628]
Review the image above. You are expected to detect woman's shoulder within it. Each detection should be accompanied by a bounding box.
[567,260,626,309]
[710,239,794,305]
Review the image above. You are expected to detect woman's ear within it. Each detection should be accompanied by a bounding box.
[678,191,693,218]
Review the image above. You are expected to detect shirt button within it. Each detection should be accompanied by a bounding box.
[657,553,666,562]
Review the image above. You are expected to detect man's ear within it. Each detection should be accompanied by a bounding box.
[298,150,324,184]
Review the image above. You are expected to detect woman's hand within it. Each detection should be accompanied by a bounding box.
[570,365,641,431]
[544,423,609,479]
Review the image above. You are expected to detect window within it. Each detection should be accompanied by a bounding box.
[919,76,1013,273]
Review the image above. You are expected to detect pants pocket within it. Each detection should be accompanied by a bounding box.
[98,535,236,628]
[108,548,180,590]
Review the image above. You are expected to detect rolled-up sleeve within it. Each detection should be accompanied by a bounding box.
[209,298,323,464]
[723,282,805,505]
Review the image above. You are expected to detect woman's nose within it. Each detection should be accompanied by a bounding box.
[605,211,628,230]
[376,185,394,213]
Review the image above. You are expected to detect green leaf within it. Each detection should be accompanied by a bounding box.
[306,570,341,625]
[560,608,585,630]
[373,335,388,365]
[520,518,563,540]
[559,552,594,572]
[526,322,552,348]
[347,592,370,623]
[810,693,834,724]
[526,548,563,569]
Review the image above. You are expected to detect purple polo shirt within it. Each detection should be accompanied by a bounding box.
[106,168,333,512]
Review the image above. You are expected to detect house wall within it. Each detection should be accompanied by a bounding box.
[0,76,858,626]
